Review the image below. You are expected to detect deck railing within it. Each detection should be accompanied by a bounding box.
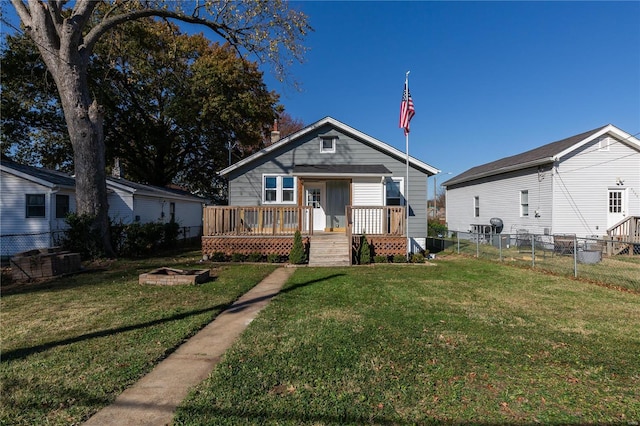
[347,206,405,238]
[606,216,640,256]
[203,206,313,236]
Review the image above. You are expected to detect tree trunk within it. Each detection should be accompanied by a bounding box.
[27,9,115,258]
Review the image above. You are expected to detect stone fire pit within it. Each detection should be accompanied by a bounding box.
[139,267,210,285]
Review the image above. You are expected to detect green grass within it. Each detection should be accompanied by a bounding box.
[175,257,640,425]
[0,252,277,425]
[445,240,640,291]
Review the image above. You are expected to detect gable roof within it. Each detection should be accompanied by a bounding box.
[0,159,202,202]
[1,159,76,189]
[106,177,204,202]
[442,124,639,186]
[219,116,440,177]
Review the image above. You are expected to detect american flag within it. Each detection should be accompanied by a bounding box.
[399,83,415,136]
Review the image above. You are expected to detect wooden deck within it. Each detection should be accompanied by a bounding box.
[202,206,407,259]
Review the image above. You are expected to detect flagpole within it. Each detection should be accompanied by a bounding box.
[405,71,410,259]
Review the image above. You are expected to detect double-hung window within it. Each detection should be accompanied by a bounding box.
[26,194,46,218]
[473,196,480,218]
[520,190,529,217]
[385,178,404,206]
[263,175,297,204]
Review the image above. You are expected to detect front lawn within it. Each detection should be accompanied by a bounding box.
[175,257,640,425]
[0,252,277,425]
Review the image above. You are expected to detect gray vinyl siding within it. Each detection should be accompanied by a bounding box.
[227,124,429,238]
[445,166,553,235]
[552,135,640,237]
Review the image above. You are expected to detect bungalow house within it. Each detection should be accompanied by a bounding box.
[203,116,440,265]
[1,159,204,257]
[442,124,640,253]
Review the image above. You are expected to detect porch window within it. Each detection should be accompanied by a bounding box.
[320,136,336,153]
[385,178,404,206]
[55,194,70,218]
[520,190,529,217]
[26,194,46,218]
[473,196,480,218]
[263,175,297,204]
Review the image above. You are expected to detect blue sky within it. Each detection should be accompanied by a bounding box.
[3,1,639,199]
[264,1,640,197]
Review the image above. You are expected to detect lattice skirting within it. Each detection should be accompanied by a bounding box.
[352,236,407,257]
[202,236,307,256]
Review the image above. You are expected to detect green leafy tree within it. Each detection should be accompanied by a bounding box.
[8,0,311,256]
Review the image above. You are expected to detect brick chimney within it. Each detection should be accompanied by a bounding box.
[112,158,123,178]
[270,118,280,144]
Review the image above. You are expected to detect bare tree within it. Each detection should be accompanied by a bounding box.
[10,0,310,256]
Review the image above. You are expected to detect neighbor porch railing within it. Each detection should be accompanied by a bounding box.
[606,216,640,256]
[347,206,406,238]
[203,206,313,236]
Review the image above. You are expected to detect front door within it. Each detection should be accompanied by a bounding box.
[306,183,326,232]
[607,188,626,228]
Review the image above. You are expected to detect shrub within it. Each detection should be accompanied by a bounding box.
[231,253,245,262]
[373,255,388,264]
[428,222,448,237]
[267,253,280,263]
[359,234,371,265]
[210,252,226,262]
[59,213,104,260]
[289,230,307,264]
[410,252,425,263]
[393,254,407,263]
[246,252,263,262]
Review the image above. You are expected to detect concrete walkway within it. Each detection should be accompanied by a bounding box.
[84,266,295,426]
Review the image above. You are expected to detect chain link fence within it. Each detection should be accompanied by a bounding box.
[427,231,640,292]
[1,226,203,263]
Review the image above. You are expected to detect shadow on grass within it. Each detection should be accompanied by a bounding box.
[226,273,345,314]
[1,304,226,362]
[2,270,345,363]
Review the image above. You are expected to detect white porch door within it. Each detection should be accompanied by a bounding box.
[306,183,326,232]
[607,189,626,228]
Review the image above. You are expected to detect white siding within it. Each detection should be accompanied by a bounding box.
[352,178,383,206]
[133,195,165,223]
[552,135,640,237]
[108,188,135,224]
[0,171,74,255]
[446,166,553,235]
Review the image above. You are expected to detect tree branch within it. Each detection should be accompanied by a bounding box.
[10,0,32,29]
[83,9,234,57]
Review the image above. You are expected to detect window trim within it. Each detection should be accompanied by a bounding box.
[319,136,337,153]
[262,174,297,204]
[26,194,46,218]
[384,177,405,206]
[473,196,480,218]
[520,190,529,217]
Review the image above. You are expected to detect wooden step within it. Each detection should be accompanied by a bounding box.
[308,234,351,266]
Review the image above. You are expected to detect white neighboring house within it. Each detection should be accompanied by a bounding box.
[1,159,204,257]
[442,124,640,239]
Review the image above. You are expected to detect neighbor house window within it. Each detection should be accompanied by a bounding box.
[55,194,70,218]
[263,175,297,204]
[473,196,480,218]
[320,136,336,153]
[385,178,404,206]
[26,194,46,218]
[169,202,176,222]
[520,190,529,217]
